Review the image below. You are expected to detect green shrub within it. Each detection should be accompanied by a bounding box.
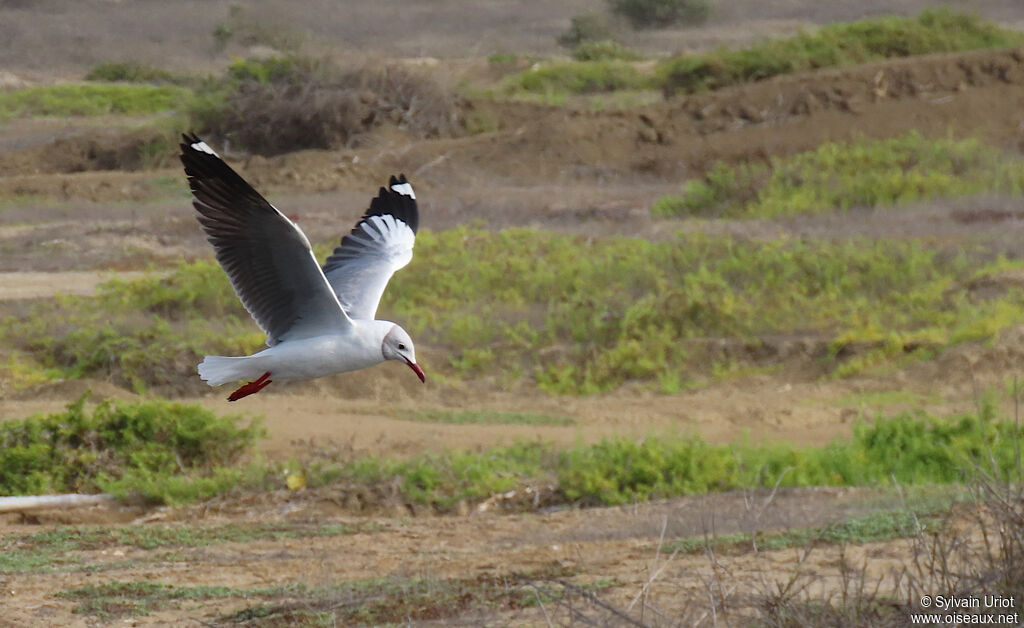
[558,13,616,48]
[571,40,643,62]
[652,132,1024,218]
[658,10,1024,95]
[0,396,264,503]
[609,0,712,29]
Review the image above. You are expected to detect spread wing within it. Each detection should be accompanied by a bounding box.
[179,133,352,346]
[322,175,418,321]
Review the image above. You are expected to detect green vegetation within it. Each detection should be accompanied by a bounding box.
[0,521,364,574]
[395,227,1024,391]
[652,132,1024,219]
[7,217,1024,393]
[222,575,540,625]
[0,396,264,504]
[84,62,185,85]
[56,567,589,621]
[658,10,1024,95]
[610,0,712,29]
[830,389,944,409]
[304,401,1022,509]
[0,84,191,120]
[399,409,574,427]
[503,59,653,96]
[665,507,947,554]
[1,261,261,393]
[59,581,263,618]
[2,394,1021,512]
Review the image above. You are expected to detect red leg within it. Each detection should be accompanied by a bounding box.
[227,372,272,402]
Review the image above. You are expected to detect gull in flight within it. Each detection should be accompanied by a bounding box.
[179,133,425,401]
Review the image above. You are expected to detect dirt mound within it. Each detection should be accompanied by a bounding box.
[244,46,1024,189]
[0,125,168,176]
[5,47,1024,192]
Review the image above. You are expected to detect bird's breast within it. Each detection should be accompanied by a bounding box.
[258,334,384,380]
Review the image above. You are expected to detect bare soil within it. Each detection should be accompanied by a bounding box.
[0,486,955,627]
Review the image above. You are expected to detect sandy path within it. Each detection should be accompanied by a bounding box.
[0,271,150,300]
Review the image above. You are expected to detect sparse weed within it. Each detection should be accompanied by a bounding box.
[666,507,947,554]
[0,522,365,575]
[399,409,574,427]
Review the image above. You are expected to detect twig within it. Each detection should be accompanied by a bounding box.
[529,584,555,628]
[0,493,115,514]
[554,579,652,628]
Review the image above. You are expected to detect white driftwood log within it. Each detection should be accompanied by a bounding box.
[0,494,114,514]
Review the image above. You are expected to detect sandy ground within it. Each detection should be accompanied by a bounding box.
[0,485,960,626]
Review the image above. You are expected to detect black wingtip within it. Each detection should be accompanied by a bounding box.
[356,174,419,234]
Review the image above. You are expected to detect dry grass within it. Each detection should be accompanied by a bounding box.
[195,58,463,155]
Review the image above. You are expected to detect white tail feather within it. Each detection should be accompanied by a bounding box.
[197,356,259,387]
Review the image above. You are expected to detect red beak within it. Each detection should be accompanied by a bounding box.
[404,358,426,383]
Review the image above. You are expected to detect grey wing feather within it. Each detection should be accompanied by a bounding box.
[323,175,417,320]
[179,133,352,345]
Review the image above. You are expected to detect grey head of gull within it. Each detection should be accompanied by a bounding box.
[179,133,425,401]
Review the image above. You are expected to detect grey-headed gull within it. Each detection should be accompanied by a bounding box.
[179,133,425,401]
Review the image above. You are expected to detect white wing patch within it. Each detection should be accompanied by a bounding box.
[390,182,415,199]
[191,141,217,155]
[322,214,415,320]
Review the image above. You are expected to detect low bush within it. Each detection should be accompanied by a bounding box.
[558,13,616,48]
[609,0,712,29]
[0,396,264,503]
[571,40,643,62]
[658,10,1024,95]
[191,56,462,155]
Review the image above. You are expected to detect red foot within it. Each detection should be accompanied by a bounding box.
[228,372,272,401]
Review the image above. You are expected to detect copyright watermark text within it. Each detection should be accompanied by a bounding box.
[912,594,1018,625]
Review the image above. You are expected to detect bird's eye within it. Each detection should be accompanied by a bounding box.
[398,343,406,350]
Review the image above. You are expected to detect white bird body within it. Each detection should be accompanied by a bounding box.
[197,320,396,386]
[179,134,425,400]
